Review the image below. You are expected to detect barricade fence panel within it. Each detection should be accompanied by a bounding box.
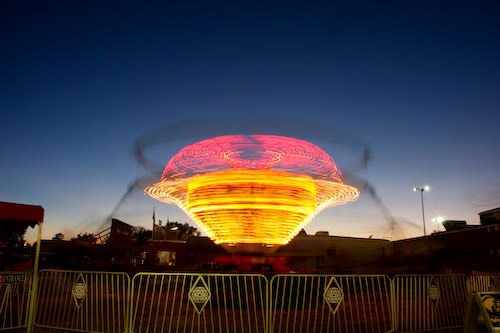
[28,270,500,332]
[392,274,468,332]
[467,274,500,293]
[0,271,31,331]
[35,270,130,333]
[269,274,392,333]
[130,273,268,333]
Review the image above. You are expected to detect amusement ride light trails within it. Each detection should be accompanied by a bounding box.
[145,135,359,247]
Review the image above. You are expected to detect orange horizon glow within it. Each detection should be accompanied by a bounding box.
[145,135,359,245]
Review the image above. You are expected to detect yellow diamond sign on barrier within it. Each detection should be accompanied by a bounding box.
[324,277,343,315]
[189,276,211,314]
[72,273,87,308]
[429,278,440,308]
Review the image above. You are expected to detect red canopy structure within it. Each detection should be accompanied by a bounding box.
[0,201,44,332]
[0,201,44,226]
[0,201,44,247]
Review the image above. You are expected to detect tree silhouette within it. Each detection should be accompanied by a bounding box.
[132,227,152,242]
[52,233,64,241]
[166,221,200,239]
[72,233,96,243]
[0,223,26,247]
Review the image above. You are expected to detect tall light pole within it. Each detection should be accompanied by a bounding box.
[413,185,429,236]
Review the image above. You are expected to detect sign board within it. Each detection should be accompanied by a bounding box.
[481,293,500,330]
[188,276,211,314]
[324,277,343,315]
[428,278,440,308]
[72,273,87,308]
[465,291,500,332]
[0,272,26,284]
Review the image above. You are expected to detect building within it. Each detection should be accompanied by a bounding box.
[479,207,500,226]
[36,207,500,275]
[275,231,391,273]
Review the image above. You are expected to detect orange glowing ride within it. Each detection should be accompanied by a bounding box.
[145,135,359,245]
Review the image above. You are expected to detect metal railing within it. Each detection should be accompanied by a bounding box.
[0,271,31,331]
[467,273,500,293]
[129,273,268,332]
[269,274,392,332]
[35,270,130,332]
[4,269,498,332]
[392,274,468,332]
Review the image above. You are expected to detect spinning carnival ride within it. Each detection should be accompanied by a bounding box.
[145,135,359,252]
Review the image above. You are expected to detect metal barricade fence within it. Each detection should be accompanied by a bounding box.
[392,274,468,332]
[35,270,130,333]
[269,274,392,333]
[129,273,268,333]
[467,274,500,293]
[0,271,31,331]
[27,270,500,332]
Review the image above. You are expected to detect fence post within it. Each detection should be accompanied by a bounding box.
[128,273,135,333]
[26,221,42,333]
[390,277,396,333]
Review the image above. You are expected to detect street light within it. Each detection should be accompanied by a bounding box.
[432,216,445,232]
[413,185,430,236]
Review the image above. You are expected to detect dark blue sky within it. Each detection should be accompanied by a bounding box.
[1,1,499,241]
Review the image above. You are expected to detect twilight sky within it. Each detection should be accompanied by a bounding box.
[1,1,499,242]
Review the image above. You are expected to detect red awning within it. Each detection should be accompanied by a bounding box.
[0,201,44,225]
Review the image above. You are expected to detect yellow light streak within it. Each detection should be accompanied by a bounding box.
[145,169,359,245]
